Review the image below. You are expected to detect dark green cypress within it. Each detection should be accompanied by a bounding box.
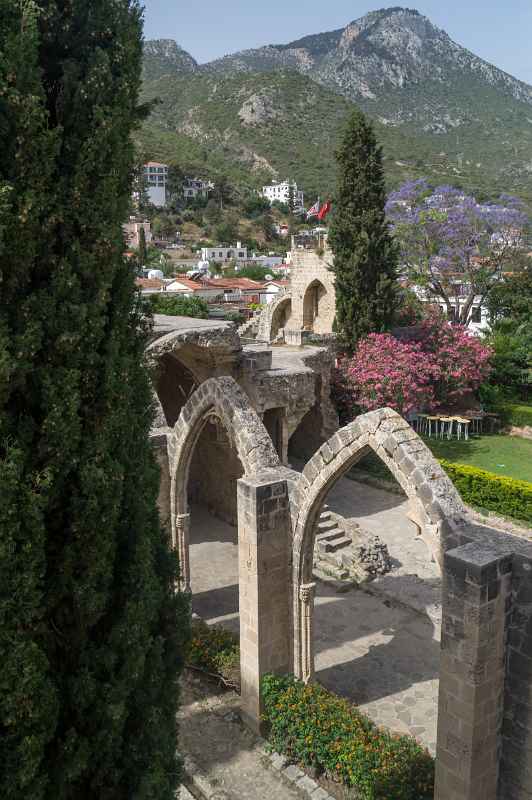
[0,3,188,799]
[328,109,399,349]
[138,225,148,265]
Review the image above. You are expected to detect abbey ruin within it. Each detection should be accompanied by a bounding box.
[148,243,532,800]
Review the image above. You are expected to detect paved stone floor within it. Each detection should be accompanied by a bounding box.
[189,474,441,754]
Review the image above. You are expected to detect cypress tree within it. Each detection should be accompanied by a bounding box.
[328,109,398,349]
[0,3,188,799]
[138,225,148,265]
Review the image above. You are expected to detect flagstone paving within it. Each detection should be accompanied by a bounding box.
[189,475,442,754]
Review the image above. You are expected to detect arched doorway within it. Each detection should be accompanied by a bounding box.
[291,408,466,750]
[156,352,198,426]
[270,296,292,341]
[303,279,327,332]
[168,376,280,592]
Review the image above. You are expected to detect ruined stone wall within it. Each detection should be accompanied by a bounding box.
[287,248,336,335]
[188,420,244,526]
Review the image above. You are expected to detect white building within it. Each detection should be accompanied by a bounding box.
[144,162,168,207]
[201,243,248,264]
[414,285,490,335]
[258,280,290,305]
[262,180,304,214]
[183,177,214,201]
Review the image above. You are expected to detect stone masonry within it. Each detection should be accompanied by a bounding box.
[148,316,532,800]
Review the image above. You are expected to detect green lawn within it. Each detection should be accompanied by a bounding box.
[423,434,532,484]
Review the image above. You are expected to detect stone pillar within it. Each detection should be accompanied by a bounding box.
[299,583,316,684]
[435,542,512,800]
[175,513,191,593]
[237,473,291,732]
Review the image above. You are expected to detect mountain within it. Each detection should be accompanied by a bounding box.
[205,8,532,132]
[139,69,443,197]
[138,9,532,204]
[142,39,197,81]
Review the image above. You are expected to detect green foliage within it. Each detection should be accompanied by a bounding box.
[484,265,532,390]
[138,225,148,264]
[497,403,532,429]
[137,67,532,210]
[187,620,239,685]
[0,4,188,798]
[440,462,532,524]
[329,110,399,348]
[149,294,209,318]
[262,675,434,800]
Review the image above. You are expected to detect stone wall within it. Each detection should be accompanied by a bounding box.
[287,247,336,335]
[188,420,244,525]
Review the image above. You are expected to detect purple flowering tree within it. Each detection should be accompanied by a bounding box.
[386,180,529,325]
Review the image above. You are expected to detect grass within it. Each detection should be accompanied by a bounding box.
[422,434,532,484]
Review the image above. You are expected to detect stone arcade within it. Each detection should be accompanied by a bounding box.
[149,314,532,800]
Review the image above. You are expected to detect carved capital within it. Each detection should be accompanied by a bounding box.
[299,582,316,605]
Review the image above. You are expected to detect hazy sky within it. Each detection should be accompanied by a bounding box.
[142,1,532,85]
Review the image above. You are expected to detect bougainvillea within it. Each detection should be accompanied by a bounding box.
[336,311,492,418]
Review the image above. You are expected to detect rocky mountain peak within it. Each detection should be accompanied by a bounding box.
[142,39,197,81]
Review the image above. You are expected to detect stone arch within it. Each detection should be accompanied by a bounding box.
[302,279,328,332]
[168,376,281,590]
[257,293,292,342]
[291,407,467,682]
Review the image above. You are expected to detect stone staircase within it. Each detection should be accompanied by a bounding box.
[314,505,353,580]
[237,313,261,340]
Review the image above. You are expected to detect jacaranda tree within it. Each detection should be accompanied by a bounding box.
[386,180,528,325]
[0,2,188,798]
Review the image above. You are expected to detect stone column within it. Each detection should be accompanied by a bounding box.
[435,542,512,800]
[237,473,291,733]
[175,513,191,593]
[299,582,316,684]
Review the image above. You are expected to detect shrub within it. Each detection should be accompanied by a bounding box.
[440,461,532,524]
[187,620,240,687]
[148,294,209,318]
[339,334,437,417]
[497,403,532,429]
[262,675,434,800]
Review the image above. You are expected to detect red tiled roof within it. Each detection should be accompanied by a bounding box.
[136,278,164,289]
[168,277,207,291]
[205,278,263,290]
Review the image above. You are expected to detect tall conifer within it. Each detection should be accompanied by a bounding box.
[0,2,188,798]
[328,110,398,349]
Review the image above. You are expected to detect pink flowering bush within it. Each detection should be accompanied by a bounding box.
[335,313,492,420]
[338,334,437,417]
[414,311,492,407]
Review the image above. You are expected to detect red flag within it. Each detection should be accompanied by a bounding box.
[317,200,331,221]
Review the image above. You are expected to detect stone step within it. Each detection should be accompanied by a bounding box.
[319,510,332,522]
[318,535,352,553]
[316,528,346,544]
[317,518,336,533]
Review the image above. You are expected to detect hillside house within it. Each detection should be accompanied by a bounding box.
[262,180,304,214]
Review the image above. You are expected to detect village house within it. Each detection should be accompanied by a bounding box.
[183,177,214,200]
[262,179,304,214]
[200,243,248,264]
[143,162,168,207]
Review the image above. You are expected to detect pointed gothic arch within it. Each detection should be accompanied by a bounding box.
[291,407,467,682]
[167,376,281,590]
